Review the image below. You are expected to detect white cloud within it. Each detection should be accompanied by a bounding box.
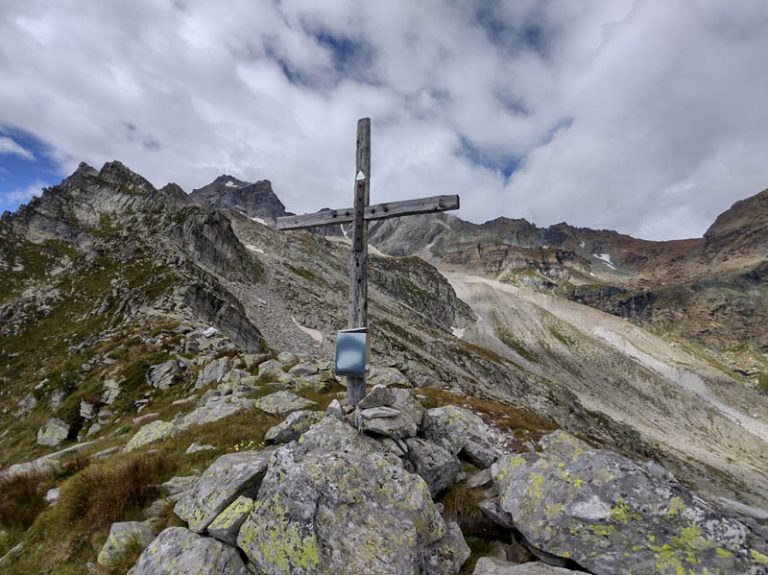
[0,136,34,160]
[4,181,47,203]
[0,0,766,239]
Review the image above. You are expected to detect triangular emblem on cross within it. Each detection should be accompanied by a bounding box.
[276,118,460,406]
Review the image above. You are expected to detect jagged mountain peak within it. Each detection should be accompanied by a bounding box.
[704,187,768,253]
[189,175,286,222]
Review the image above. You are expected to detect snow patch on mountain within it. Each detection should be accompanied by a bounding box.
[593,252,616,270]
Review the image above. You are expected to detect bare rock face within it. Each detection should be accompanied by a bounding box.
[491,431,768,575]
[127,527,249,575]
[237,417,469,575]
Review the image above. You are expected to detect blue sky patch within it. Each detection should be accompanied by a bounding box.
[0,128,62,215]
[457,136,520,180]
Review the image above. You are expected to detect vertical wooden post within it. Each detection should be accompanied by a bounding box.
[346,118,370,406]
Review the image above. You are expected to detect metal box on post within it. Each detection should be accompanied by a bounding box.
[335,327,369,377]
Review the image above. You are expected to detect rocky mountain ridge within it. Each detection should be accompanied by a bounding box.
[1,162,767,574]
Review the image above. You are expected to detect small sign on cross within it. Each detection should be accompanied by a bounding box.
[276,118,460,406]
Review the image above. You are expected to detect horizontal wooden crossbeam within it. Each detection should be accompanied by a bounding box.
[275,194,459,230]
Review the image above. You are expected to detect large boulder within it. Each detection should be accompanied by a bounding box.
[36,418,70,446]
[174,450,272,533]
[422,405,503,468]
[127,527,248,575]
[492,431,768,574]
[237,417,469,575]
[97,521,155,567]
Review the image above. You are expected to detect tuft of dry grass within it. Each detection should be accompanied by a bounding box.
[0,471,53,532]
[60,455,171,529]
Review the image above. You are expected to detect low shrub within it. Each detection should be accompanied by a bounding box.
[60,455,170,529]
[0,470,53,531]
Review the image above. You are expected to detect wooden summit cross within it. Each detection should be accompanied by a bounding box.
[276,118,459,406]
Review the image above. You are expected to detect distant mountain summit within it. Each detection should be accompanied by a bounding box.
[190,175,287,223]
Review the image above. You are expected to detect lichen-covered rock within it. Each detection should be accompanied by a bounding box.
[422,405,502,468]
[174,450,272,533]
[237,417,469,575]
[264,410,324,445]
[404,437,462,496]
[472,558,579,574]
[208,496,254,546]
[127,527,248,575]
[125,420,178,451]
[255,390,315,415]
[492,431,768,575]
[97,521,155,567]
[36,418,70,446]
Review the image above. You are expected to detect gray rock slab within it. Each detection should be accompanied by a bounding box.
[237,417,469,575]
[254,390,315,415]
[492,430,768,575]
[97,521,155,567]
[473,558,579,575]
[264,410,323,445]
[358,384,396,409]
[174,450,272,533]
[361,406,401,419]
[126,527,248,575]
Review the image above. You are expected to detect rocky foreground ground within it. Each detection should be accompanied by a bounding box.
[10,352,757,575]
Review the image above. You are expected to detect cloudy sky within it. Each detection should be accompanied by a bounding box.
[1,0,767,240]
